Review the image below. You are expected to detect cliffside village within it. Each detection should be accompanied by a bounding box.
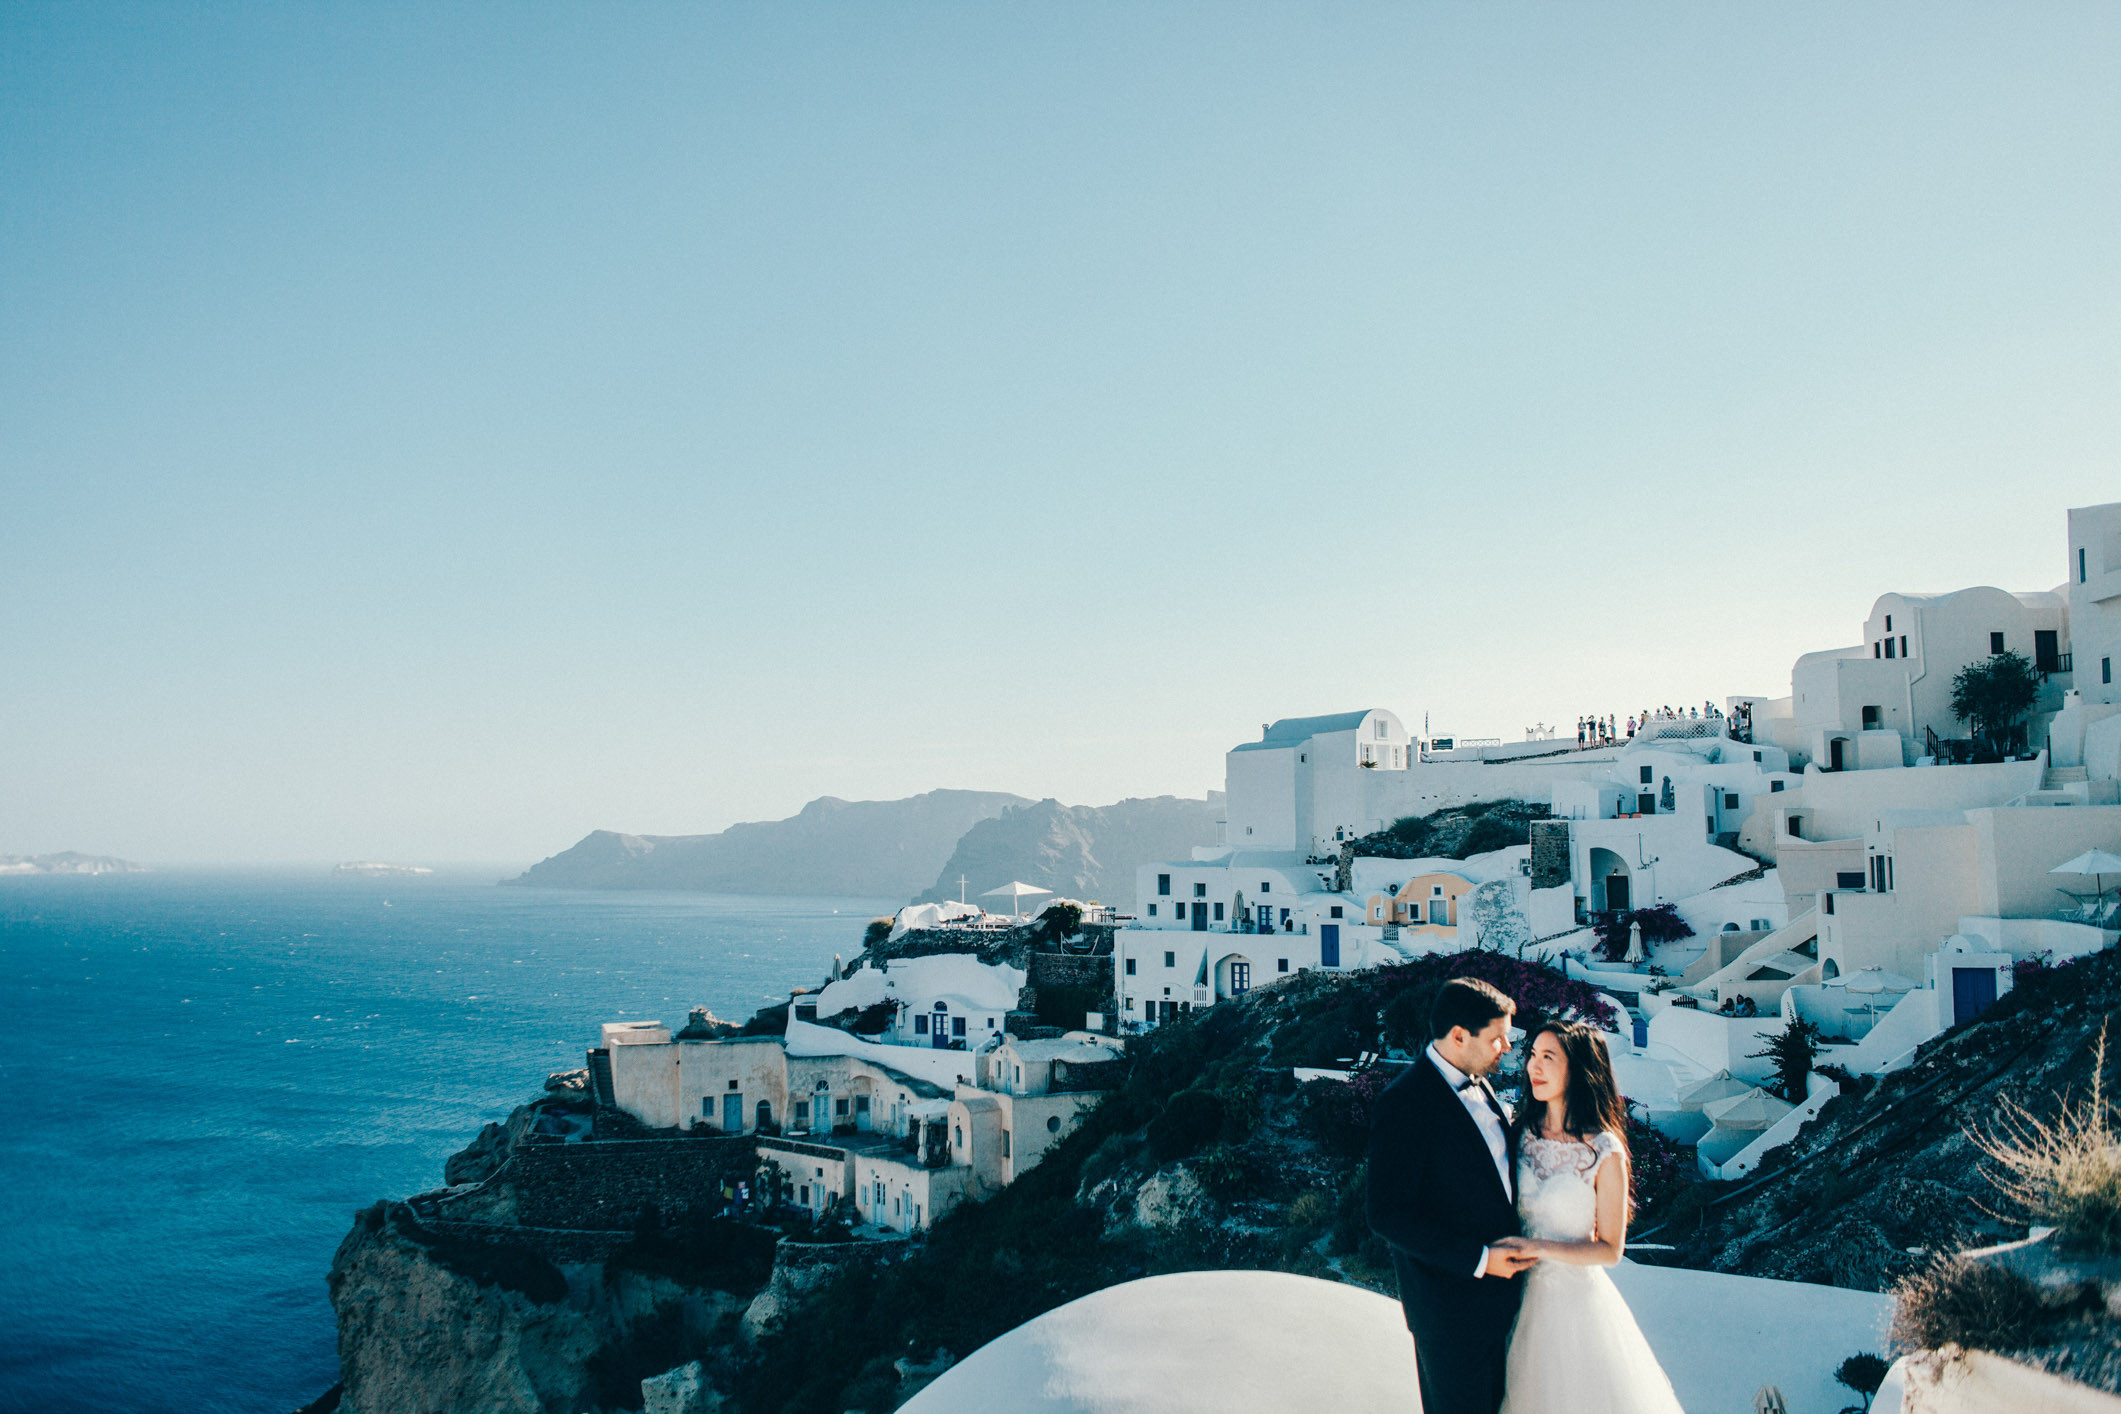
[580,500,2121,1233]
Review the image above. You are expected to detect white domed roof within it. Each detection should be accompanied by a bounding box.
[902,1270,1414,1414]
[902,1264,1896,1414]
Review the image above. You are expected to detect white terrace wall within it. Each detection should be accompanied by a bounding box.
[1739,760,2045,861]
[1645,1006,1783,1085]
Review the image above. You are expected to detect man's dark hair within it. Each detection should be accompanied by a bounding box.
[1428,976,1516,1042]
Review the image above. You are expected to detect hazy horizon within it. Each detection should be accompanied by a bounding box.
[7,4,2119,863]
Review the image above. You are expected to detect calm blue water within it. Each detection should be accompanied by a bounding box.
[0,872,890,1414]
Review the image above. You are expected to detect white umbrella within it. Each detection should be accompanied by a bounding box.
[2052,850,2121,917]
[981,881,1053,917]
[1701,1088,1793,1131]
[1826,967,1916,1026]
[2051,848,2121,881]
[1624,919,1646,965]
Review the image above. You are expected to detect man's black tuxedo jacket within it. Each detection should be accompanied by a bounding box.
[1365,1056,1525,1413]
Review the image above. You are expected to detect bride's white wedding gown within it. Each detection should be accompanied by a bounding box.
[1498,1131,1685,1414]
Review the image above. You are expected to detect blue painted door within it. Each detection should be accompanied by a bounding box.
[722,1093,743,1132]
[1952,967,1997,1025]
[1320,924,1340,967]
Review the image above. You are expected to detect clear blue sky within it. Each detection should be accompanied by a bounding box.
[4,3,2119,866]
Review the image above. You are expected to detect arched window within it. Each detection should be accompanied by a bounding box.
[1823,959,1840,979]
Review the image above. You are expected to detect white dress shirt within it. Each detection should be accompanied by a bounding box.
[1426,1042,1514,1277]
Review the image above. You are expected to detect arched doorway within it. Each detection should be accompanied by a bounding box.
[1589,848,1632,913]
[1216,954,1253,999]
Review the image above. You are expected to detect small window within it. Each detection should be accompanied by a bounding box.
[1991,631,2005,654]
[1157,873,1171,896]
[1873,642,1881,658]
[1125,958,1137,975]
[856,1095,869,1112]
[1639,765,1653,784]
[914,1014,929,1034]
[1883,639,1895,659]
[1147,903,1157,917]
[1163,951,1175,968]
[799,1185,810,1204]
[1047,1115,1061,1133]
[1174,901,1186,919]
[1213,902,1224,921]
[952,1017,965,1037]
[1824,893,1835,915]
[1884,614,1892,631]
[1899,635,1907,657]
[1861,705,1881,729]
[1724,792,1740,809]
[1753,751,1762,762]
[727,1079,739,1090]
[795,1101,810,1121]
[1329,905,1343,918]
[1771,780,1785,792]
[2106,657,2113,685]
[1837,870,1865,890]
[2081,547,2089,583]
[1193,882,1206,898]
[836,1098,850,1116]
[1002,1130,1011,1158]
[1259,881,1271,894]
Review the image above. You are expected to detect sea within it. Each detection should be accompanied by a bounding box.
[0,870,893,1414]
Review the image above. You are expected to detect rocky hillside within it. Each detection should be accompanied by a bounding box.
[506,791,1029,898]
[1652,948,2121,1293]
[909,794,1222,908]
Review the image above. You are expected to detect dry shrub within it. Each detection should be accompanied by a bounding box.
[1971,1021,2121,1254]
[1889,1256,2050,1353]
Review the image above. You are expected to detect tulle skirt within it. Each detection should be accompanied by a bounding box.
[1497,1263,1685,1414]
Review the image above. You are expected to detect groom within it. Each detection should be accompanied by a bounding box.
[1366,977,1535,1414]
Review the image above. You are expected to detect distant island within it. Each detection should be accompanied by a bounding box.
[507,788,1222,903]
[0,852,146,876]
[335,862,434,877]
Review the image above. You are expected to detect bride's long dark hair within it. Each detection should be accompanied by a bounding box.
[1519,1020,1629,1145]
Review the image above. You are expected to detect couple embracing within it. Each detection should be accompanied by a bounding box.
[1366,977,1683,1414]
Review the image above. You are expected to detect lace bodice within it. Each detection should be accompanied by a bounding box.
[1515,1130,1624,1242]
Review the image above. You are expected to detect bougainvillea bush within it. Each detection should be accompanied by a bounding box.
[1593,903,1694,963]
[1372,951,1622,1053]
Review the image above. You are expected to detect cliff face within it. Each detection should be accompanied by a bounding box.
[505,790,1030,898]
[329,1203,742,1414]
[909,795,1222,907]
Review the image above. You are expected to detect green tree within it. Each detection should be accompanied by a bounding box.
[1836,1352,1890,1412]
[1950,651,2040,756]
[1749,1018,1822,1104]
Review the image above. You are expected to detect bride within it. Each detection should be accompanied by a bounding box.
[1492,1021,1685,1414]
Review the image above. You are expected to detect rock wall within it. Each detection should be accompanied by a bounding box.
[1026,953,1112,991]
[332,1202,751,1414]
[492,1137,759,1230]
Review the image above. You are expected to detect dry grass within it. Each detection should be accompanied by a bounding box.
[1969,1021,2121,1254]
[1889,1255,2051,1353]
